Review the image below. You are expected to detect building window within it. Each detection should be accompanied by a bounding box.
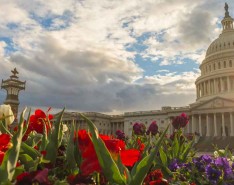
[224,61,226,68]
[209,65,211,71]
[230,60,232,67]
[213,63,216,70]
[218,62,221,69]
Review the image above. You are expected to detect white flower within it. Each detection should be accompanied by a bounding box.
[0,104,15,125]
[62,124,68,133]
[214,149,225,158]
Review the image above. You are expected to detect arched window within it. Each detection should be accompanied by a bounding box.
[213,63,216,70]
[218,62,221,69]
[230,60,232,67]
[224,61,226,68]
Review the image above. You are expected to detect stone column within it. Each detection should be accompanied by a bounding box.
[200,83,203,96]
[222,113,226,136]
[192,115,195,133]
[227,76,231,92]
[206,114,211,136]
[214,113,218,136]
[220,77,224,92]
[197,85,199,98]
[208,80,211,95]
[214,78,216,94]
[199,114,202,136]
[230,112,234,136]
[202,82,205,96]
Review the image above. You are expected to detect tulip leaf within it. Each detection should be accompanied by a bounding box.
[0,108,26,182]
[181,139,194,161]
[21,142,41,159]
[45,108,65,164]
[40,119,49,151]
[80,114,126,185]
[129,125,169,185]
[19,154,36,171]
[159,147,168,166]
[66,121,77,169]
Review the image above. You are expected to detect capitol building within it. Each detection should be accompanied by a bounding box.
[53,4,234,150]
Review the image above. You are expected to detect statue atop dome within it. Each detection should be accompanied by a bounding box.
[224,3,230,17]
[221,3,233,32]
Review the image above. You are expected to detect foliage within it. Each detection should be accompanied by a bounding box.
[0,106,233,185]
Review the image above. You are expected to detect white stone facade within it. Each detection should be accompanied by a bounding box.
[56,4,234,140]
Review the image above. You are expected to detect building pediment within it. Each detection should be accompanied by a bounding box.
[191,96,234,110]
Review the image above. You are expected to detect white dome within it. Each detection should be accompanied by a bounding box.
[195,5,234,102]
[206,31,234,58]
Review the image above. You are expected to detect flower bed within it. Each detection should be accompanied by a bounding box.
[0,106,233,184]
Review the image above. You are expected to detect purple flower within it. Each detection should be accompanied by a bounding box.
[146,121,158,135]
[192,157,205,172]
[133,123,146,135]
[200,155,213,164]
[115,130,125,140]
[205,165,221,184]
[169,159,180,172]
[215,157,229,168]
[172,113,189,129]
[215,157,233,179]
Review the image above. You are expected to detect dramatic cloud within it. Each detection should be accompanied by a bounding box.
[0,0,232,114]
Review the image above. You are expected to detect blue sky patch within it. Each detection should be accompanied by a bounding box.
[0,37,17,55]
[30,10,73,31]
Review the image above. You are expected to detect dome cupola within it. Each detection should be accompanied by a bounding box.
[195,3,234,102]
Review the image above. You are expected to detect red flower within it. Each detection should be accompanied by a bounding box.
[120,149,140,167]
[28,109,53,134]
[41,150,47,156]
[76,130,141,176]
[137,139,145,152]
[144,169,168,185]
[0,134,11,152]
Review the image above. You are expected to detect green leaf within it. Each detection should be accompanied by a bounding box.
[159,147,168,166]
[21,142,41,159]
[45,108,65,164]
[66,121,77,169]
[19,154,35,171]
[40,119,49,151]
[0,108,26,182]
[129,125,169,185]
[0,120,12,136]
[180,139,194,161]
[80,114,126,185]
[172,133,179,158]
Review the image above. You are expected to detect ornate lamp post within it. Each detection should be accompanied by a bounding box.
[1,68,26,120]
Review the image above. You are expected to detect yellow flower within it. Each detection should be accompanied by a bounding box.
[0,104,15,125]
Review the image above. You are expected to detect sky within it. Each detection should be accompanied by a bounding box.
[0,0,232,114]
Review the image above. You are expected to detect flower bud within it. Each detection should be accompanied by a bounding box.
[172,112,189,129]
[146,121,158,135]
[0,104,15,125]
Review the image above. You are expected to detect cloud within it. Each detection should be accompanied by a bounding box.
[0,0,231,114]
